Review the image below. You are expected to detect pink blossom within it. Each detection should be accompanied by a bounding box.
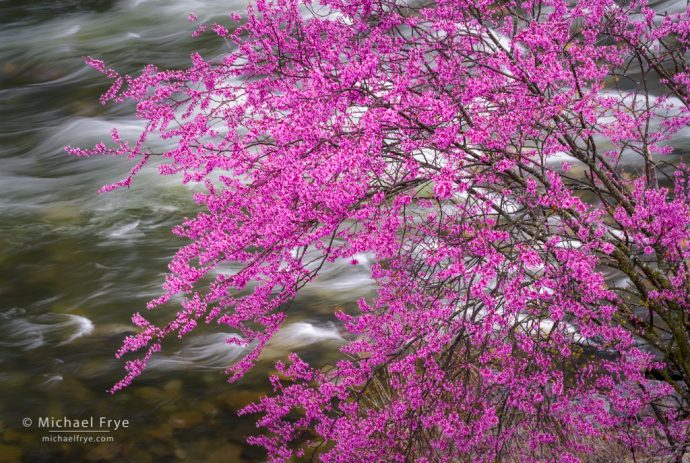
[71,0,690,460]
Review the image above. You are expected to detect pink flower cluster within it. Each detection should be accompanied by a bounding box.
[71,0,690,460]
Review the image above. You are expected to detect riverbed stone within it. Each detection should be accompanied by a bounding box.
[122,448,152,463]
[145,422,173,439]
[2,430,21,443]
[85,443,120,461]
[224,390,264,410]
[163,379,183,396]
[133,386,164,401]
[41,205,80,224]
[200,401,218,417]
[148,441,174,457]
[168,410,203,429]
[206,444,243,463]
[0,444,21,462]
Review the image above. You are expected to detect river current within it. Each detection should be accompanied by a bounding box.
[0,1,375,461]
[1,0,689,462]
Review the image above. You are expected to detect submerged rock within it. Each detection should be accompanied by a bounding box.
[0,444,22,463]
[206,444,243,463]
[84,443,120,462]
[223,390,265,411]
[168,410,203,429]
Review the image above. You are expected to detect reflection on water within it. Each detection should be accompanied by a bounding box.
[0,1,370,461]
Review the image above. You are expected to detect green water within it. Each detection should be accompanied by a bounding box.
[2,1,689,462]
[0,2,373,461]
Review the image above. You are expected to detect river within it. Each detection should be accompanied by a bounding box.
[0,1,378,462]
[2,0,689,462]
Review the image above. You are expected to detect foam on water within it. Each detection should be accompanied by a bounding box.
[147,322,345,371]
[305,252,375,295]
[261,321,345,361]
[0,313,94,351]
[270,321,344,348]
[148,333,245,371]
[104,220,144,240]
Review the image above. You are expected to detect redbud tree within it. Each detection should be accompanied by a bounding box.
[69,0,690,461]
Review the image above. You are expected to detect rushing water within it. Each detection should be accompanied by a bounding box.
[0,2,376,462]
[2,1,690,462]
